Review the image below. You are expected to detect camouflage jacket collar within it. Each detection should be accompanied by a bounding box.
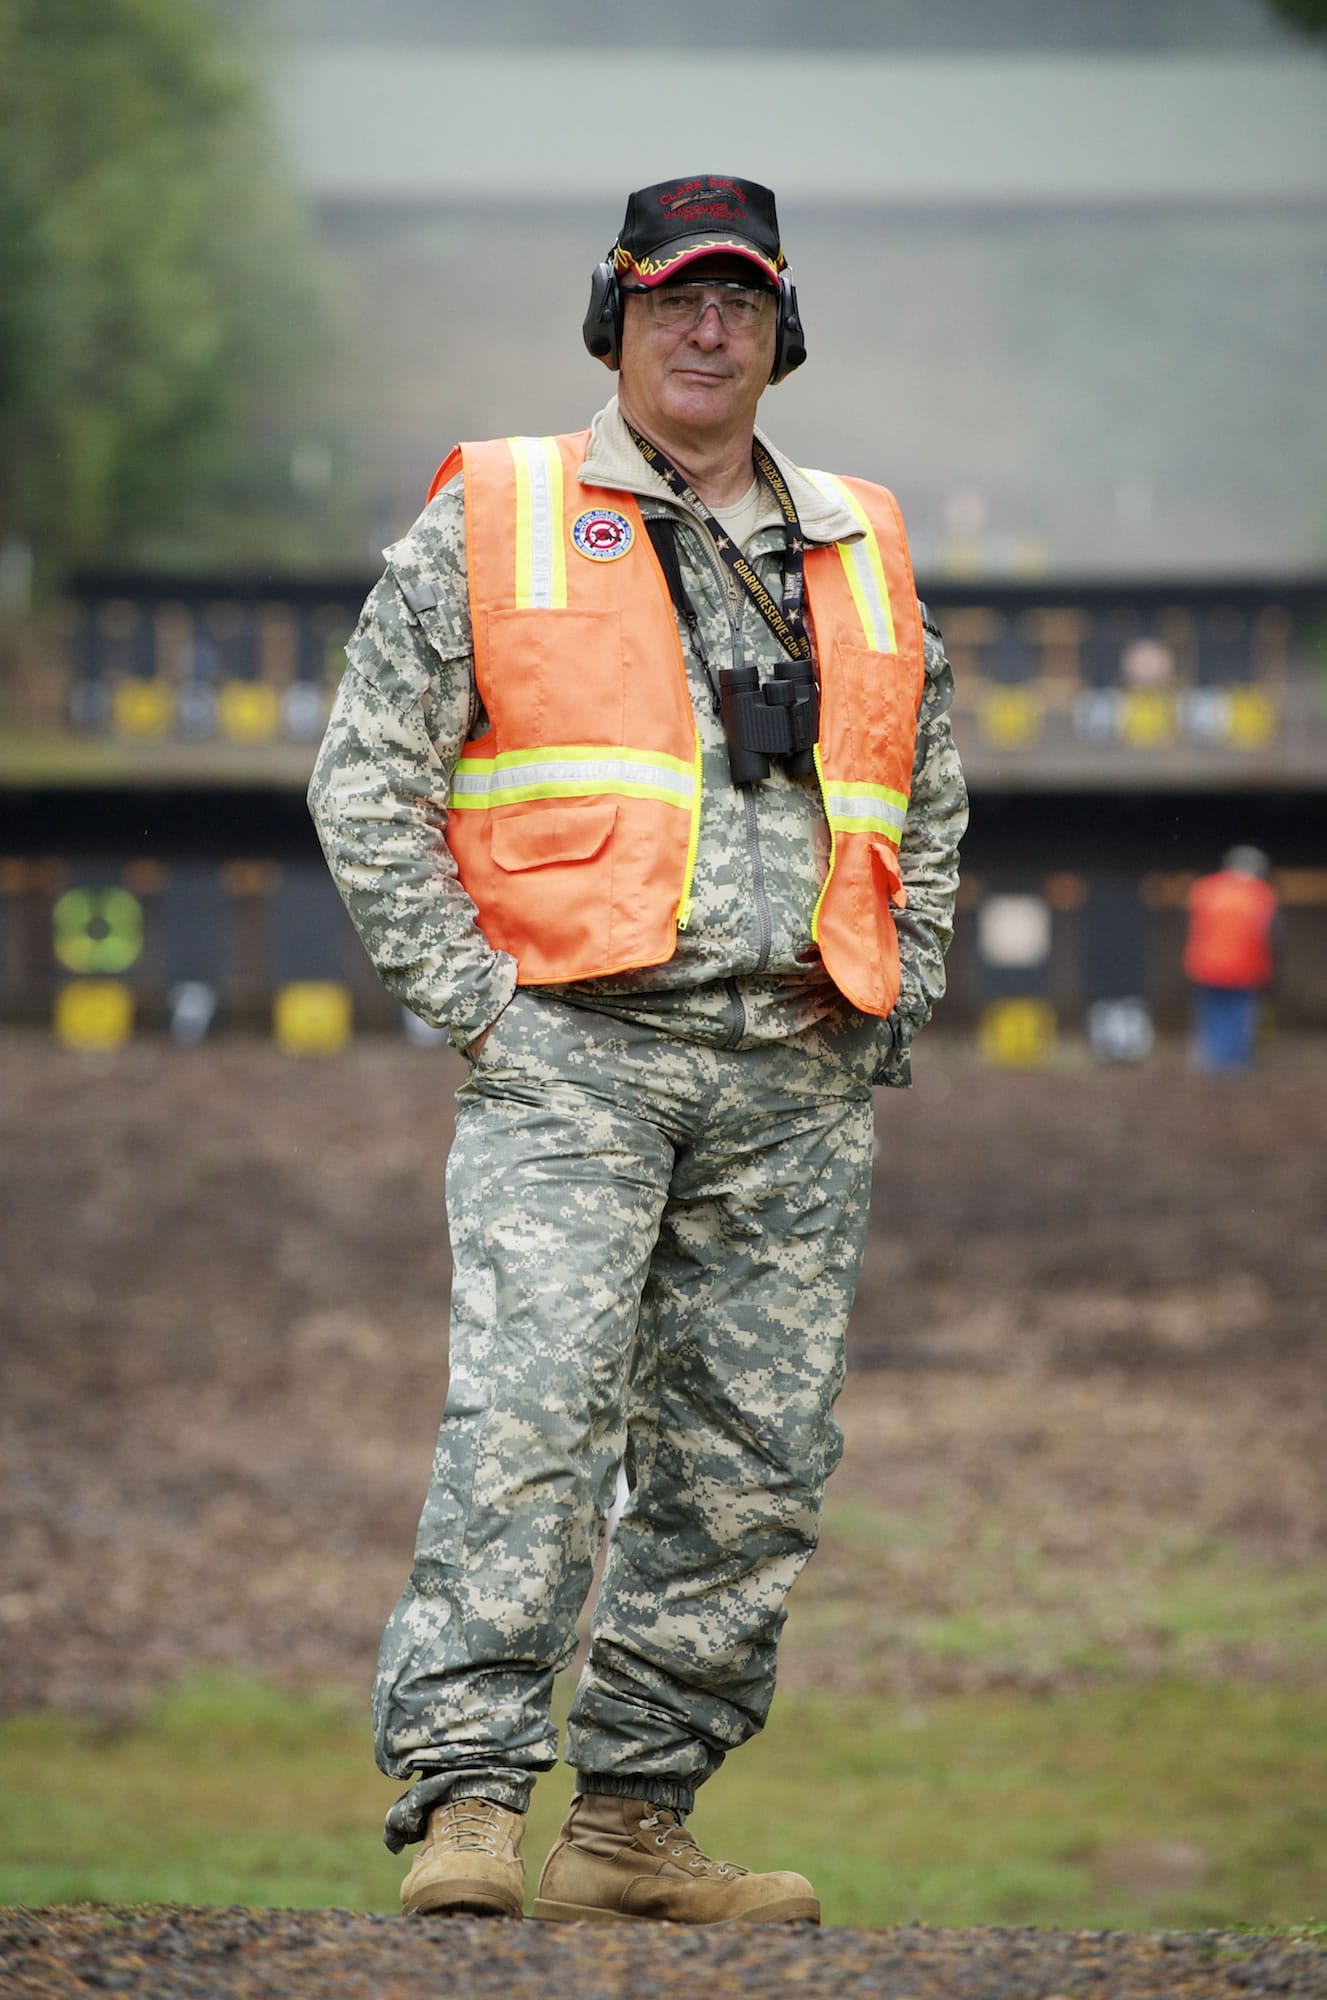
[578,396,862,549]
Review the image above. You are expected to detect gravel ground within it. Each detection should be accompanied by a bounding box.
[3,1906,1326,2000]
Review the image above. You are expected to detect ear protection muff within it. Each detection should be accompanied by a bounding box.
[582,263,808,385]
[582,260,623,368]
[771,273,806,385]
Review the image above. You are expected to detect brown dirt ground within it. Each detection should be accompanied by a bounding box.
[4,1029,1325,1718]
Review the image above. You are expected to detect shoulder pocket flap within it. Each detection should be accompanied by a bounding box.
[490,800,618,872]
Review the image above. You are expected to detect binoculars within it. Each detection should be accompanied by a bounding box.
[718,658,819,786]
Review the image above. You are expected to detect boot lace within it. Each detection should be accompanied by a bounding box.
[639,1806,748,1879]
[431,1799,507,1856]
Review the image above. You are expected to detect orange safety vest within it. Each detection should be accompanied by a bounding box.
[1184,871,1277,989]
[427,430,925,1017]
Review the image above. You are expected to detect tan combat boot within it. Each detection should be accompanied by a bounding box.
[400,1797,526,1918]
[532,1792,819,1925]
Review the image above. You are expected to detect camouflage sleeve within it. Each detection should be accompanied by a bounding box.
[877,621,969,1084]
[306,488,518,1051]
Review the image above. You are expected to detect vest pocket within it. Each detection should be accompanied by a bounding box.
[490,799,617,871]
[481,607,626,742]
[833,641,917,786]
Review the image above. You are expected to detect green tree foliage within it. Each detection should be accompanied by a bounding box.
[1261,0,1327,30]
[0,0,356,583]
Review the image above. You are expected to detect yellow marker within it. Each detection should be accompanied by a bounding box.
[54,981,134,1050]
[980,686,1043,749]
[112,678,176,738]
[274,981,352,1054]
[1119,690,1175,749]
[979,998,1056,1068]
[1226,688,1277,748]
[218,680,281,743]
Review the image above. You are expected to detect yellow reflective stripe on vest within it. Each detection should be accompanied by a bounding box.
[822,779,909,846]
[508,435,567,609]
[801,468,897,653]
[450,744,697,810]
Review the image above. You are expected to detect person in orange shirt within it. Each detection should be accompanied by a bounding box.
[1183,847,1280,1070]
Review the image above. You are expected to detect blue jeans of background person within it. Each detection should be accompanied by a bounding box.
[1192,985,1261,1070]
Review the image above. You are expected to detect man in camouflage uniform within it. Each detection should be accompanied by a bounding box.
[309,174,966,1925]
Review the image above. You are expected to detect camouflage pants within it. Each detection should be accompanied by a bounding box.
[375,991,879,1851]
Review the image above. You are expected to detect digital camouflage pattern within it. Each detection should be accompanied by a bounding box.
[373,992,879,1849]
[307,396,967,1075]
[308,396,966,1850]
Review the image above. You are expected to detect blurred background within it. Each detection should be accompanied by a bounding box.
[2,0,1326,1936]
[2,0,1326,1044]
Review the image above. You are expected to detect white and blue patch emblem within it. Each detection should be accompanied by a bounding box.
[571,508,635,562]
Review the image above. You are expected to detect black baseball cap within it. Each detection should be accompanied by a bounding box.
[612,175,786,289]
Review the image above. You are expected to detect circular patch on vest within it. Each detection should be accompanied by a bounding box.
[571,509,635,561]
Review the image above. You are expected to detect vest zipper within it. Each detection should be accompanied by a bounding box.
[676,727,702,931]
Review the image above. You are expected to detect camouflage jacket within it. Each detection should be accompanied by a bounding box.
[308,396,968,1082]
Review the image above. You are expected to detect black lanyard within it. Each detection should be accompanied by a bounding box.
[626,423,811,664]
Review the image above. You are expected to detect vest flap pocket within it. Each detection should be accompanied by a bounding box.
[490,800,618,872]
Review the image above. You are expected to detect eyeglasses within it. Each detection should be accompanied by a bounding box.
[621,281,774,332]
